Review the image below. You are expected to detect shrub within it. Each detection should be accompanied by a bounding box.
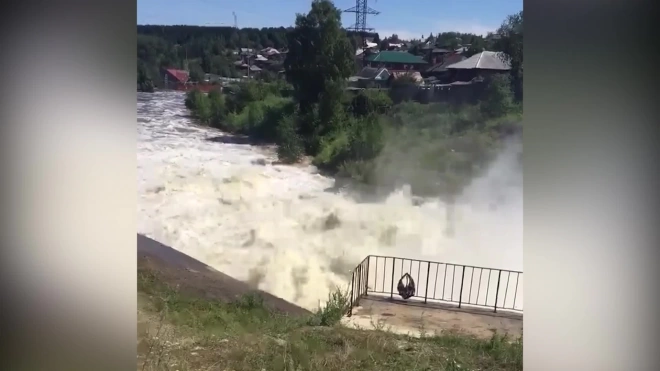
[307,287,350,327]
[185,89,212,124]
[349,89,392,116]
[276,114,304,164]
[208,89,226,128]
[247,96,296,141]
[195,97,212,124]
[138,79,155,93]
[480,73,515,118]
[184,89,205,110]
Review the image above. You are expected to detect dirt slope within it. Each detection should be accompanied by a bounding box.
[137,233,311,316]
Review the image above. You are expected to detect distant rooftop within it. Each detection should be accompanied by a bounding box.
[164,68,189,83]
[426,54,468,73]
[446,51,511,70]
[365,51,427,65]
[349,66,389,81]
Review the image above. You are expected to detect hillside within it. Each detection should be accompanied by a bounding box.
[137,234,522,370]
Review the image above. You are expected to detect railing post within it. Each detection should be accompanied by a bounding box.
[365,256,370,296]
[357,264,362,306]
[390,258,396,299]
[494,270,502,313]
[458,266,466,308]
[348,270,355,317]
[424,262,431,304]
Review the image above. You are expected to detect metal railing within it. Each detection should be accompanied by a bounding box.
[347,256,370,316]
[347,255,522,316]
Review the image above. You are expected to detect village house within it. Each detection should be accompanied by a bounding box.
[348,66,390,89]
[445,51,511,82]
[423,53,467,84]
[362,51,427,84]
[364,51,427,71]
[232,46,288,77]
[426,47,453,64]
[162,68,189,90]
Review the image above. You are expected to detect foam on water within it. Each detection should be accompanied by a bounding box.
[137,91,523,311]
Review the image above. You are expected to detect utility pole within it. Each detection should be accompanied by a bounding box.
[247,50,251,79]
[184,47,188,72]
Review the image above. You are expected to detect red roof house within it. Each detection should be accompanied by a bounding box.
[164,68,189,83]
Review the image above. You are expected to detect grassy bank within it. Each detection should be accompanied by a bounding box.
[138,266,522,371]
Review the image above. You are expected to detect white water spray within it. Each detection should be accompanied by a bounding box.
[137,91,522,311]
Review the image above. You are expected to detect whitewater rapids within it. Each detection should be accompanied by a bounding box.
[137,91,523,311]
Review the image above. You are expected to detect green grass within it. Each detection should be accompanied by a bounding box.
[138,269,522,370]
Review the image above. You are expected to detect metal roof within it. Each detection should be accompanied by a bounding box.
[365,51,427,64]
[164,69,189,83]
[446,51,511,70]
[349,67,389,81]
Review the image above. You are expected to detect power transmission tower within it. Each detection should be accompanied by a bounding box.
[344,0,380,33]
[233,12,237,28]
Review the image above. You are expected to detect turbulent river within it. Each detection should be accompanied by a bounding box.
[137,91,523,311]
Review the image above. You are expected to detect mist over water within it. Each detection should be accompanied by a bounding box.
[137,91,522,311]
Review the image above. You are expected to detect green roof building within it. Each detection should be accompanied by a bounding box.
[364,51,428,71]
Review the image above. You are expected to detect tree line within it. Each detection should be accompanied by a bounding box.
[137,24,378,88]
[136,7,522,91]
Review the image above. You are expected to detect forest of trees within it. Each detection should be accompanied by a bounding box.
[136,8,515,90]
[137,24,380,88]
[180,1,523,200]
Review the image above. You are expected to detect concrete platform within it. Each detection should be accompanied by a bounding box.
[342,295,522,339]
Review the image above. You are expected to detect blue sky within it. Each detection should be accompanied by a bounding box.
[138,0,522,39]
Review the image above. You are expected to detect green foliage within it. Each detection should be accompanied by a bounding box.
[208,89,226,128]
[137,61,155,92]
[188,62,205,82]
[480,74,515,118]
[184,89,204,110]
[349,90,392,116]
[276,114,305,163]
[284,0,355,117]
[186,81,296,143]
[307,287,350,327]
[493,11,523,100]
[194,94,212,124]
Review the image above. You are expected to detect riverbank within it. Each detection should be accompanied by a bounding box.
[185,81,522,199]
[137,234,523,371]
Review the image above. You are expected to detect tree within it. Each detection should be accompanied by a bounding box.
[188,62,205,82]
[283,0,355,145]
[276,114,304,163]
[480,73,514,118]
[137,62,155,92]
[495,11,523,101]
[465,36,485,58]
